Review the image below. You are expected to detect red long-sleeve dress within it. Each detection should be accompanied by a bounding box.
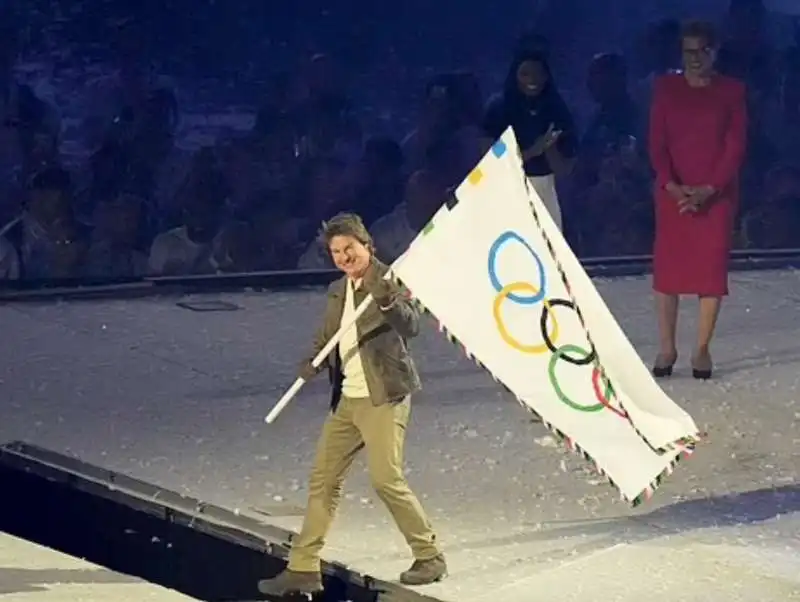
[648,73,747,296]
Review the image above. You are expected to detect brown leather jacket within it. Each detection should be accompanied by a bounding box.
[307,259,422,411]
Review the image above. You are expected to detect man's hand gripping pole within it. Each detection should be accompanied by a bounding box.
[264,267,400,424]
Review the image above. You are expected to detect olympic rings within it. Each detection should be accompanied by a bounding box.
[493,282,558,354]
[540,299,596,366]
[592,367,628,418]
[548,344,608,412]
[488,231,546,304]
[487,229,620,418]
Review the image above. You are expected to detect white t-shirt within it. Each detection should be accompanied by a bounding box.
[339,278,370,399]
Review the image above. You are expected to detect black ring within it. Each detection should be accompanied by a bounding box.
[539,298,596,366]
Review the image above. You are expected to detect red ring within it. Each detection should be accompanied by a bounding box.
[591,367,628,419]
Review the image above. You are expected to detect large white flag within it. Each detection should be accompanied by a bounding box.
[395,128,700,505]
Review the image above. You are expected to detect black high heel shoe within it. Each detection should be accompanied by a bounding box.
[652,353,677,378]
[691,353,713,380]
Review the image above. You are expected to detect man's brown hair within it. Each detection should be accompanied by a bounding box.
[320,212,374,252]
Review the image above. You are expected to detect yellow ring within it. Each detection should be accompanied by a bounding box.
[493,281,558,354]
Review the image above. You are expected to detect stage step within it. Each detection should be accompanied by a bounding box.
[0,441,444,602]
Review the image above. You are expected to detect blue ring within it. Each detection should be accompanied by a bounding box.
[487,231,546,305]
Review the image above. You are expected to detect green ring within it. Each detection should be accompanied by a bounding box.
[548,344,606,412]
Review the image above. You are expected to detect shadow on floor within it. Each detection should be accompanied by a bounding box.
[445,484,800,569]
[638,483,800,530]
[0,567,142,595]
[712,348,800,377]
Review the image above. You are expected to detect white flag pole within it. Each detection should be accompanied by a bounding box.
[264,266,402,424]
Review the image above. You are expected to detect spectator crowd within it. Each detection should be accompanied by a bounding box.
[0,0,798,283]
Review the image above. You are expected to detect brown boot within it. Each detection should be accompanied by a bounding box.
[399,554,448,586]
[257,568,323,596]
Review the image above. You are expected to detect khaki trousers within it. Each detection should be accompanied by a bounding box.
[287,395,439,572]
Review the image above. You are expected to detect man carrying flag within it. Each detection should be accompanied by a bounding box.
[258,213,447,597]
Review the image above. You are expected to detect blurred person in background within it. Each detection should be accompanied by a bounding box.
[369,136,460,264]
[630,18,681,112]
[403,72,488,178]
[293,156,352,269]
[578,134,653,257]
[249,203,303,270]
[81,18,175,156]
[403,74,462,173]
[349,135,407,227]
[293,53,363,164]
[740,164,800,248]
[147,181,228,276]
[582,53,642,159]
[83,194,148,279]
[1,167,87,280]
[648,20,747,380]
[163,147,227,231]
[764,45,800,165]
[0,18,61,216]
[483,49,578,231]
[0,234,17,280]
[717,0,775,99]
[717,0,777,209]
[211,220,262,273]
[126,87,180,202]
[226,100,301,218]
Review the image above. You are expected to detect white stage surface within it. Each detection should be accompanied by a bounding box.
[1,270,799,601]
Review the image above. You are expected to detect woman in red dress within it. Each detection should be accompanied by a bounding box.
[648,20,747,380]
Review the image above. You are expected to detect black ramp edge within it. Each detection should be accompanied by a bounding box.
[0,440,446,602]
[0,440,295,546]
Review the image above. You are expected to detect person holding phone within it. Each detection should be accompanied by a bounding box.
[483,50,578,231]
